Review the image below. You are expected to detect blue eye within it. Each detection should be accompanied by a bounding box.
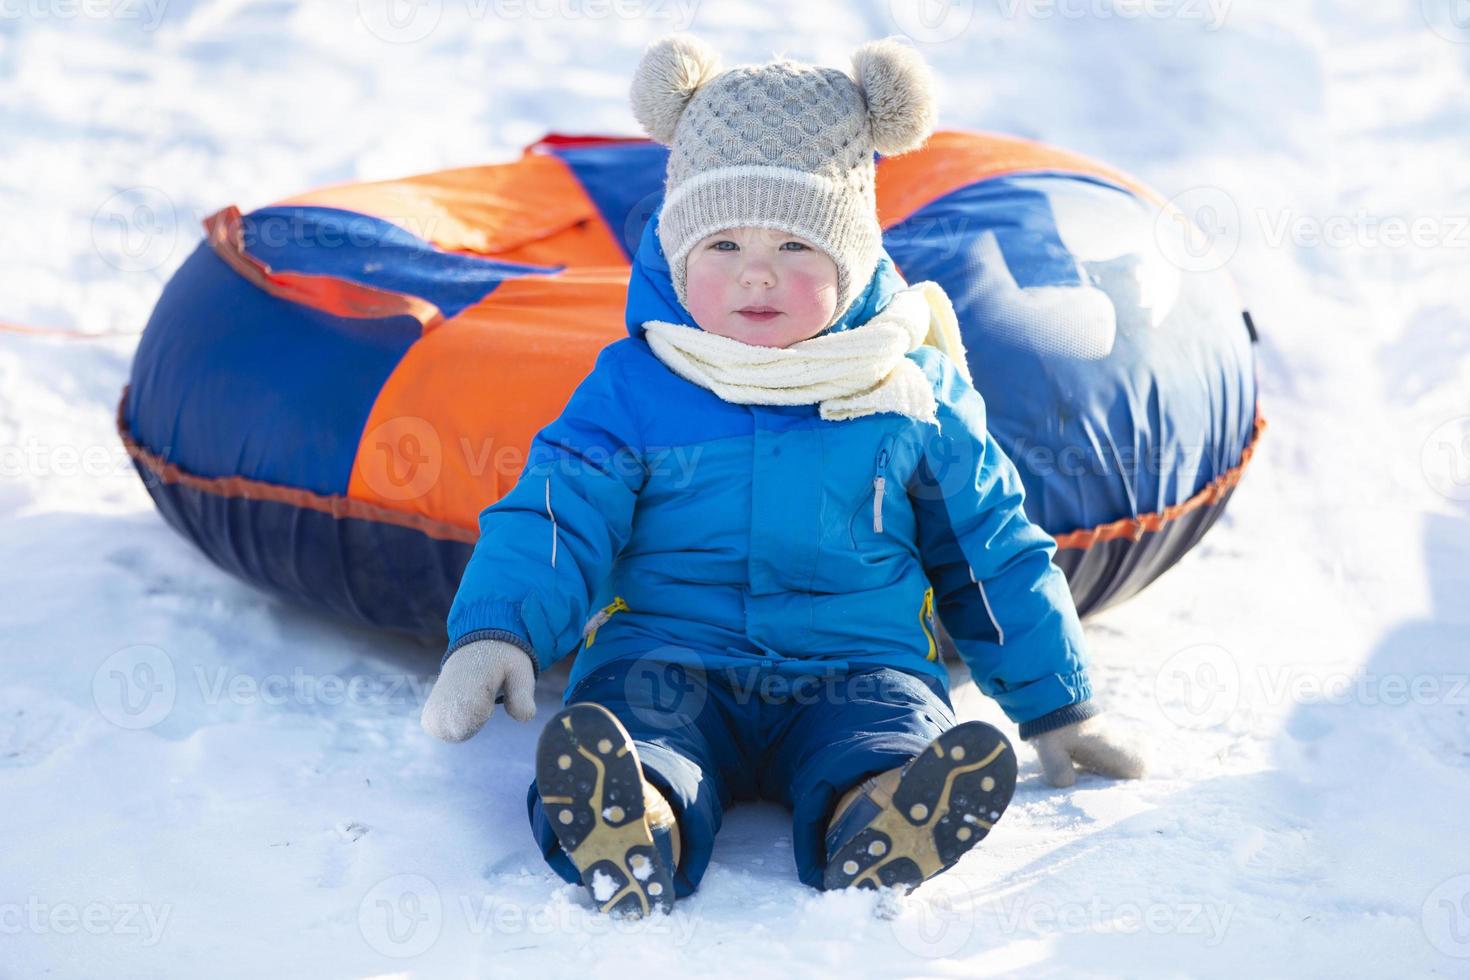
[708,239,807,252]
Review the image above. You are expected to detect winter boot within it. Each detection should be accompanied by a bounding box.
[535,702,681,917]
[822,720,1017,893]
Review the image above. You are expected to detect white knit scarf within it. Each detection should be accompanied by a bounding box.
[641,281,972,425]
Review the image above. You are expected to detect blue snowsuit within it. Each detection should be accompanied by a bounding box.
[444,212,1098,894]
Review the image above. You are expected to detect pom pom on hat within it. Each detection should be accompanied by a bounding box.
[629,32,722,145]
[851,36,938,156]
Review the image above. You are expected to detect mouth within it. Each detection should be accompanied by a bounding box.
[736,307,782,320]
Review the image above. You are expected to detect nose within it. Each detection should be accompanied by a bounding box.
[740,260,775,289]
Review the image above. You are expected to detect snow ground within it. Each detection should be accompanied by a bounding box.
[2,2,1469,977]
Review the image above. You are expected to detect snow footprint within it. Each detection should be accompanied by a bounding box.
[0,688,87,769]
[316,821,370,888]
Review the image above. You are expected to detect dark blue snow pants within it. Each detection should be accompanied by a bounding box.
[526,657,957,896]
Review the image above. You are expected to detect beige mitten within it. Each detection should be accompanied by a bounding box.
[1029,715,1147,788]
[421,639,537,742]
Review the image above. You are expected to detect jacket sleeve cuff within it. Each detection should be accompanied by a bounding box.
[441,629,540,678]
[1019,699,1100,740]
[444,597,540,677]
[984,667,1092,727]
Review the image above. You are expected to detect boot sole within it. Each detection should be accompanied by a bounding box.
[823,720,1017,893]
[535,702,676,918]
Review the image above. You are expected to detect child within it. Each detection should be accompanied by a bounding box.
[422,33,1146,918]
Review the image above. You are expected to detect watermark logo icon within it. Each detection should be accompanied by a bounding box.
[93,644,176,730]
[91,186,178,274]
[357,0,443,44]
[1422,416,1470,502]
[620,652,710,731]
[1422,0,1470,43]
[1154,186,1240,273]
[358,415,443,502]
[1423,873,1470,958]
[359,873,443,958]
[888,874,977,957]
[888,0,975,43]
[1155,642,1240,729]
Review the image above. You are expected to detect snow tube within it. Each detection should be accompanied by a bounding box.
[118,130,1264,640]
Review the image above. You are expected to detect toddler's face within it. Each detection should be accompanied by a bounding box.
[684,227,839,348]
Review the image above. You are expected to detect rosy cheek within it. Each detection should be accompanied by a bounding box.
[684,267,723,315]
[781,269,837,319]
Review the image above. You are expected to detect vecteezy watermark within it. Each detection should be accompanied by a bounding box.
[1154,186,1470,273]
[1153,643,1470,729]
[0,0,169,30]
[1153,186,1242,274]
[484,0,700,26]
[355,0,442,44]
[0,437,141,482]
[357,416,446,503]
[879,212,976,262]
[357,874,701,956]
[90,190,450,277]
[193,665,437,710]
[237,209,446,252]
[1423,873,1470,959]
[1007,437,1214,483]
[609,654,952,732]
[356,0,698,45]
[888,0,975,44]
[621,191,665,258]
[1422,0,1470,44]
[1256,666,1469,709]
[615,650,712,732]
[92,645,441,729]
[1154,643,1242,730]
[993,0,1232,31]
[986,893,1235,946]
[885,874,1235,954]
[459,893,701,941]
[354,415,707,503]
[1422,416,1470,502]
[91,186,180,275]
[1256,209,1470,253]
[0,898,173,945]
[93,644,177,731]
[360,874,442,958]
[886,873,979,958]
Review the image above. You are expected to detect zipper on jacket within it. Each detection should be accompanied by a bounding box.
[872,434,895,534]
[850,433,898,547]
[582,596,629,648]
[919,585,938,661]
[545,477,558,568]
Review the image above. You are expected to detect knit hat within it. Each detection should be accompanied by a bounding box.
[629,34,938,331]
